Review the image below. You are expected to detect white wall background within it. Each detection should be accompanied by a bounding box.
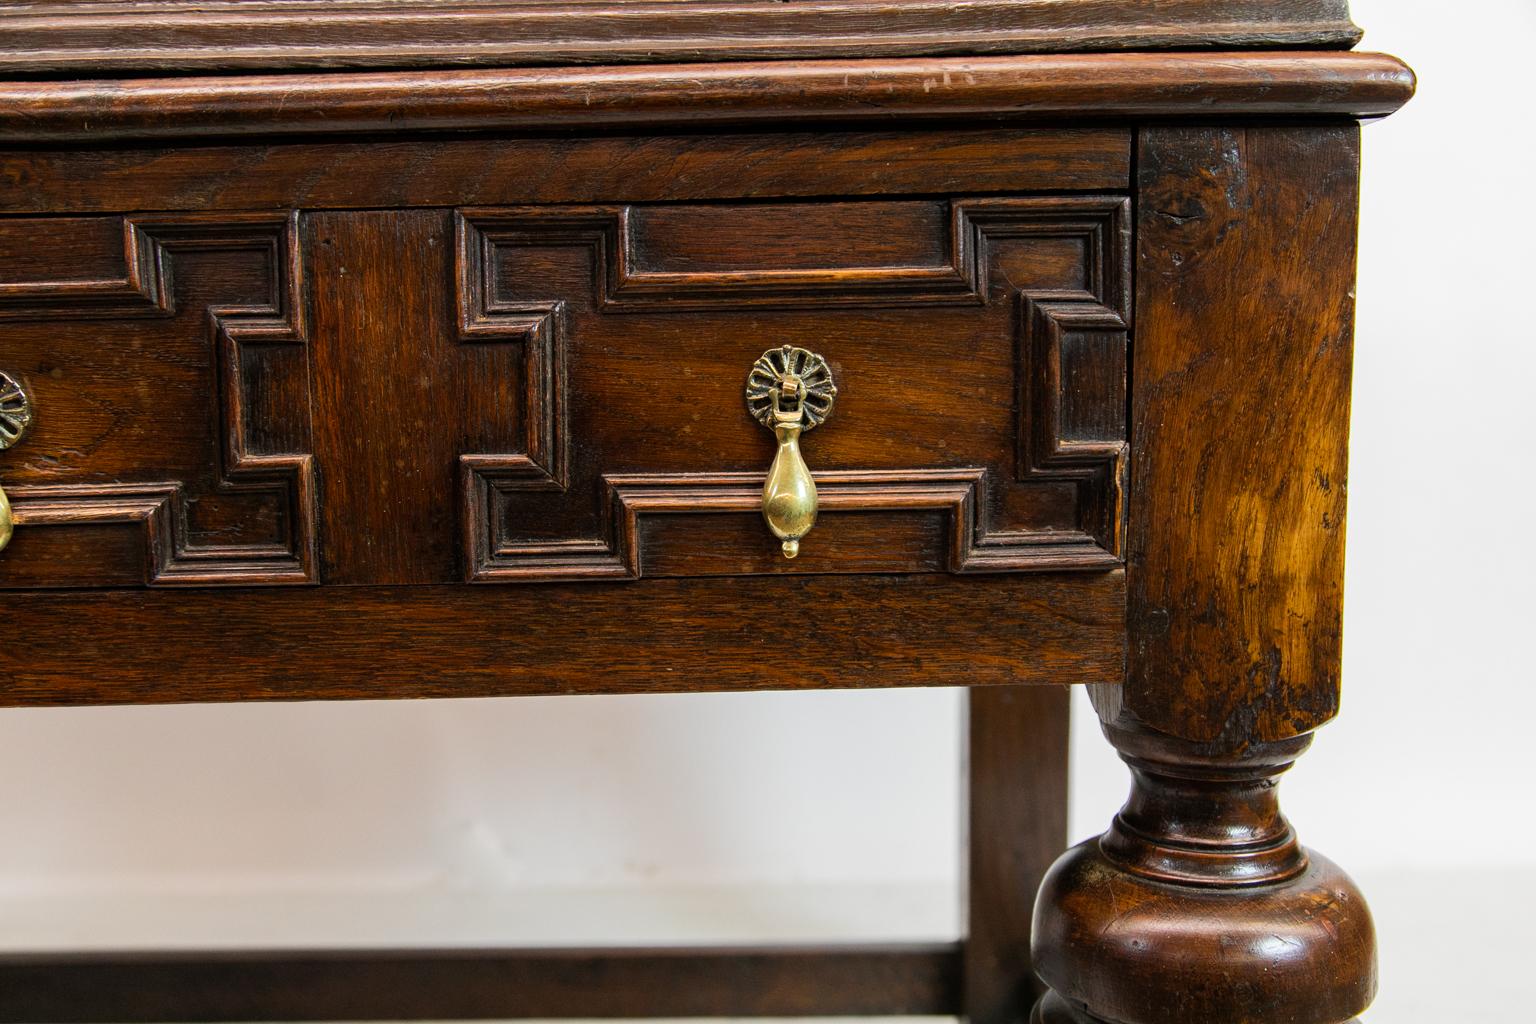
[0,1,1531,1019]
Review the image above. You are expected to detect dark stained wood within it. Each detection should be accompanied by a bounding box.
[0,128,1132,217]
[1112,125,1362,745]
[0,197,1128,588]
[1027,123,1384,1024]
[307,209,461,586]
[1030,721,1376,1024]
[0,213,319,587]
[0,943,960,1022]
[1,572,1125,707]
[0,8,1413,1022]
[0,1,1364,75]
[1032,995,1363,1024]
[963,686,1069,1024]
[457,197,1126,582]
[0,53,1415,143]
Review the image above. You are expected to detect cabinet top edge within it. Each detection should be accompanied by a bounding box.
[0,1,1365,77]
[0,51,1415,145]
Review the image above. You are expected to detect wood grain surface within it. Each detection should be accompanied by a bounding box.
[0,52,1415,143]
[0,127,1131,217]
[0,944,959,1022]
[2,572,1124,706]
[0,8,1414,1018]
[1112,125,1363,744]
[0,197,1129,588]
[964,686,1069,1024]
[1027,121,1382,1024]
[1031,722,1377,1024]
[0,213,318,587]
[0,1,1363,74]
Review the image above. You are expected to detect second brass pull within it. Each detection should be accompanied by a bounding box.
[746,346,836,559]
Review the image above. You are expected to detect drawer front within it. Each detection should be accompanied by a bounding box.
[0,212,315,587]
[0,196,1128,589]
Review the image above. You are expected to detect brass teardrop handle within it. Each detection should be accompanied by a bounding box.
[746,346,836,559]
[0,371,33,553]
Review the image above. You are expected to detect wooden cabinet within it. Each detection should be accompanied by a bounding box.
[0,3,1413,1022]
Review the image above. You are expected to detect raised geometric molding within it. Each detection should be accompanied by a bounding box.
[454,210,568,492]
[2,213,317,585]
[457,197,1127,312]
[471,469,1118,582]
[1019,299,1131,560]
[0,218,166,321]
[457,199,1129,583]
[454,210,571,581]
[1022,302,1129,474]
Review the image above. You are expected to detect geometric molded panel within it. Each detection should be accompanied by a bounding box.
[1019,300,1130,559]
[456,197,1129,582]
[0,213,317,585]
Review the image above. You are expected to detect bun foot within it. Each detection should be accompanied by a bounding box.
[1029,720,1376,1024]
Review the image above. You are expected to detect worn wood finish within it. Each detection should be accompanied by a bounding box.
[1113,125,1362,744]
[0,944,959,1022]
[0,1,1363,75]
[964,686,1069,1024]
[1027,123,1380,1024]
[0,52,1415,143]
[0,6,1412,1021]
[0,127,1131,217]
[2,573,1124,707]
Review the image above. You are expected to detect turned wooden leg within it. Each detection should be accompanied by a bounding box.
[1044,124,1381,1024]
[1030,718,1375,1024]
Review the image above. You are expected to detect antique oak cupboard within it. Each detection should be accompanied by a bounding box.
[0,2,1414,1022]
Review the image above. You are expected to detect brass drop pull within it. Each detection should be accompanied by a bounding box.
[746,346,836,559]
[0,371,33,553]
